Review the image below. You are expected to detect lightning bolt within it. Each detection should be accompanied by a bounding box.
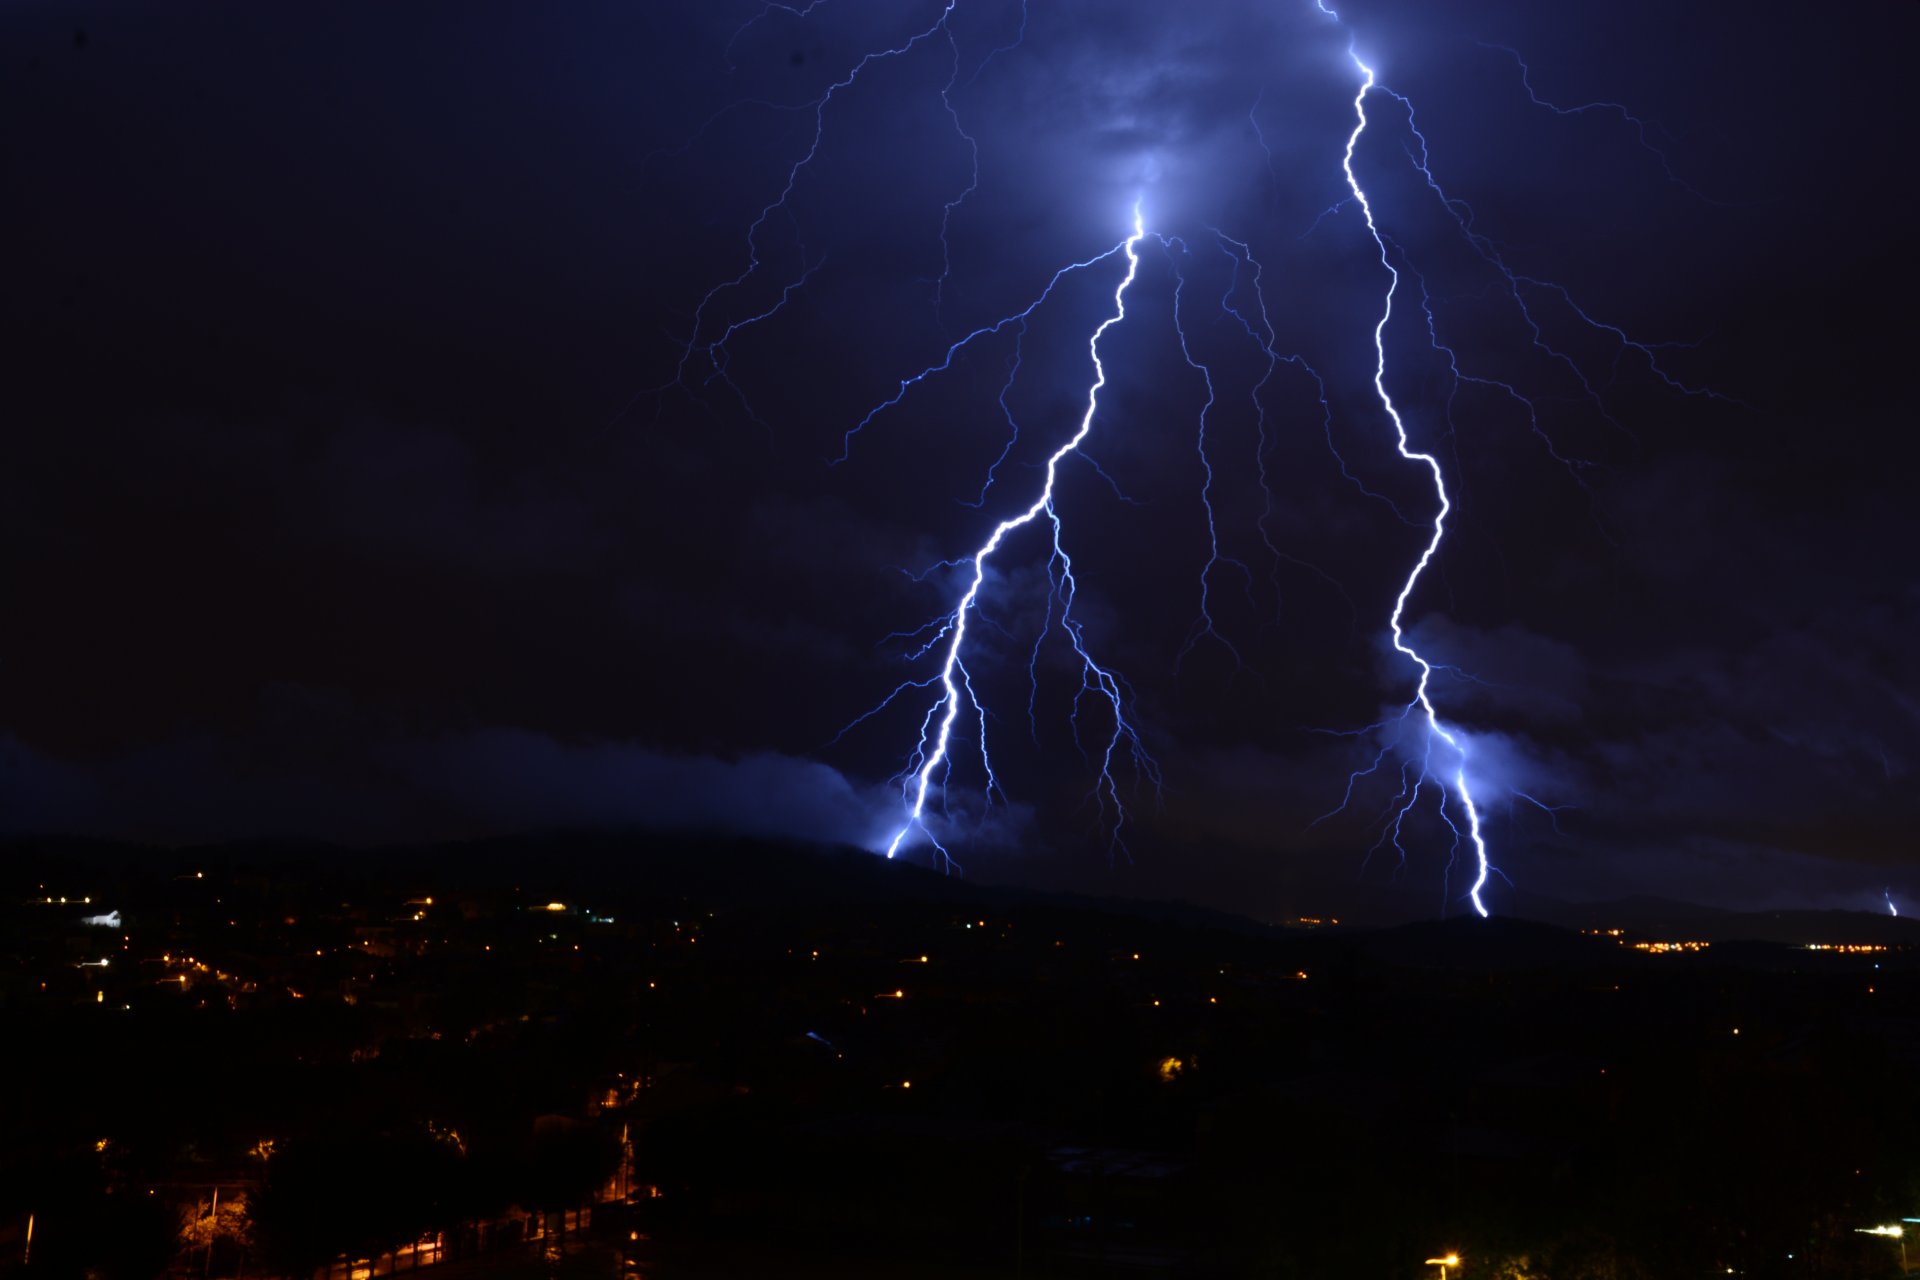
[1301,9,1723,914]
[871,207,1153,863]
[1323,33,1493,916]
[664,0,1726,916]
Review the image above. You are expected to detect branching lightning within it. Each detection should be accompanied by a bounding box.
[1300,0,1715,914]
[1209,230,1360,624]
[669,2,961,422]
[1477,42,1725,203]
[1162,237,1251,671]
[1329,44,1492,916]
[868,208,1155,864]
[661,0,1722,914]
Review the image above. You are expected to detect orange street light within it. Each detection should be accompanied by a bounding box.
[1426,1254,1461,1280]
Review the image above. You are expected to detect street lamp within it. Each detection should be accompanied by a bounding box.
[1856,1225,1908,1274]
[1425,1254,1462,1279]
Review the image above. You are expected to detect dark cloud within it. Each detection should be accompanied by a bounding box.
[0,721,977,858]
[383,732,904,849]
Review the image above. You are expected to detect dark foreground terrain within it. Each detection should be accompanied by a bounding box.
[5,833,1920,1278]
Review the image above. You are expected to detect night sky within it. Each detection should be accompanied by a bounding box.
[3,0,1913,920]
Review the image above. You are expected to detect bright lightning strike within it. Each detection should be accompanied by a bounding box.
[664,0,1725,917]
[878,206,1152,863]
[1332,43,1492,917]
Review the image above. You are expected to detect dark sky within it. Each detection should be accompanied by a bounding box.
[3,0,1914,920]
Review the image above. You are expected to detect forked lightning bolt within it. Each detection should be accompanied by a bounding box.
[662,0,1722,914]
[1332,44,1493,917]
[875,208,1152,863]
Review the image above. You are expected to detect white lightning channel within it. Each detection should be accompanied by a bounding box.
[884,206,1147,859]
[1339,51,1493,917]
